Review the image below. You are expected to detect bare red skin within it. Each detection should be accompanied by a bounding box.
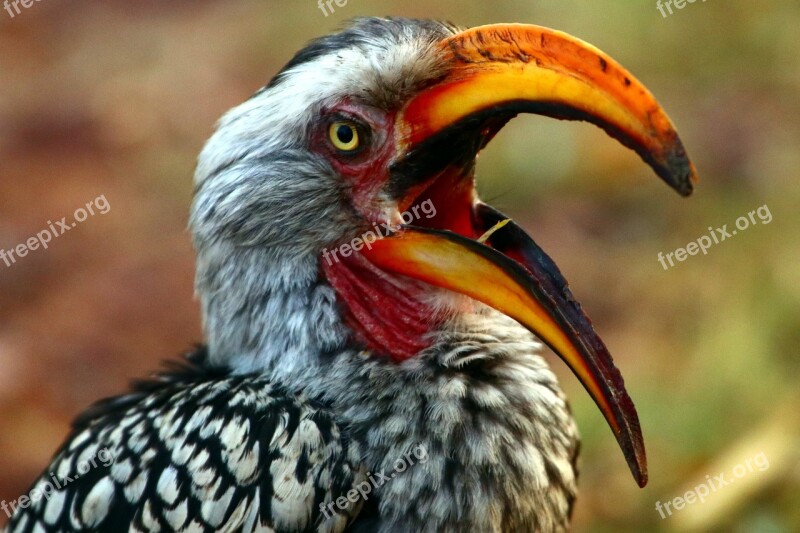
[314,101,448,361]
[312,101,399,220]
[315,99,499,361]
[322,252,437,362]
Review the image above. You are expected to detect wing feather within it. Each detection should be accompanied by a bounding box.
[4,349,364,533]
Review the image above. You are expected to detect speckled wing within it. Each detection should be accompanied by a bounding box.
[3,350,364,533]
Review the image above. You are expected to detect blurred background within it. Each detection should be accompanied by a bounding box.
[1,1,798,531]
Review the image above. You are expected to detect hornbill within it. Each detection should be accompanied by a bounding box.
[4,17,696,533]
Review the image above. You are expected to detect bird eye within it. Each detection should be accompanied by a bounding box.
[328,121,361,152]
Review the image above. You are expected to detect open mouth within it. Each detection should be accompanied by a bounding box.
[358,23,699,488]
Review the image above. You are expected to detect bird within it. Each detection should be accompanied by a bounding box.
[3,17,697,533]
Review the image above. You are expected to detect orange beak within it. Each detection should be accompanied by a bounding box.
[396,23,698,196]
[361,24,698,487]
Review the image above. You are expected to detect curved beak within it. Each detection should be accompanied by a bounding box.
[361,24,699,487]
[395,23,698,196]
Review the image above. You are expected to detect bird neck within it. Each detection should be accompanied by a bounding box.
[195,240,349,379]
[195,241,579,529]
[195,237,474,377]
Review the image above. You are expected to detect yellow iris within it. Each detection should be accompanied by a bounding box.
[328,121,360,152]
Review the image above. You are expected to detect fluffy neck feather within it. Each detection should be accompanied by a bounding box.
[195,240,349,378]
[307,312,580,532]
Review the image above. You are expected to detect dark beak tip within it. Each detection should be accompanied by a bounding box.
[634,451,649,487]
[675,174,695,197]
[653,156,696,198]
[661,142,698,197]
[621,440,648,487]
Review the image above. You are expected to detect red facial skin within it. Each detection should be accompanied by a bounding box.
[311,101,398,220]
[314,101,457,362]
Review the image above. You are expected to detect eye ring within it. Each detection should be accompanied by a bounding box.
[328,121,361,152]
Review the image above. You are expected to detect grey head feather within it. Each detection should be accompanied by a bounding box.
[190,18,457,376]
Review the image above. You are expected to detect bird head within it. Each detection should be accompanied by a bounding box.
[191,17,697,488]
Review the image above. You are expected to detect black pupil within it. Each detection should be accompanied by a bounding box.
[336,124,354,145]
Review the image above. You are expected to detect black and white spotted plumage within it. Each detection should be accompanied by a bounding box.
[4,349,364,533]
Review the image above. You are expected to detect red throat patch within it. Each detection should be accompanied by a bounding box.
[322,250,441,362]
